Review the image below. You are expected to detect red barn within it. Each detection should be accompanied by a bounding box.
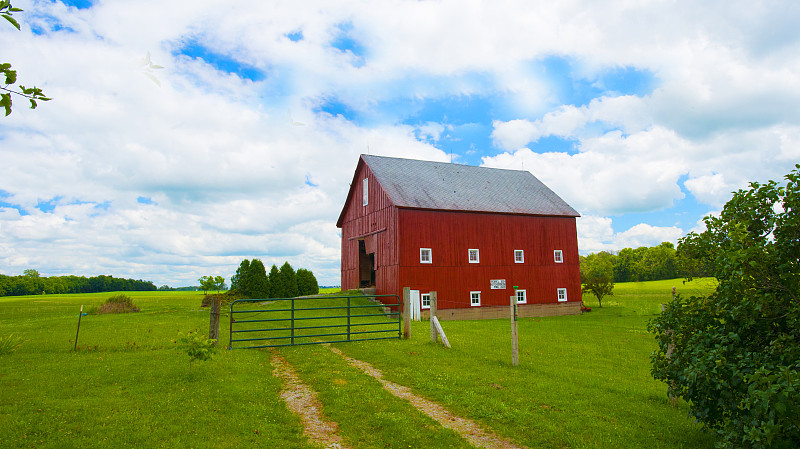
[336,154,582,320]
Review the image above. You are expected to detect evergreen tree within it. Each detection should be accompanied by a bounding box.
[247,259,270,299]
[268,264,283,298]
[280,262,299,298]
[230,259,250,292]
[296,268,319,296]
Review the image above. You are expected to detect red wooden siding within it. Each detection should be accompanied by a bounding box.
[339,162,400,295]
[396,209,580,309]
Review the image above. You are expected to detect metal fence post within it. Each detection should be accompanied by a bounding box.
[73,305,84,351]
[430,291,438,343]
[228,301,234,349]
[397,295,403,339]
[510,294,519,366]
[403,287,411,339]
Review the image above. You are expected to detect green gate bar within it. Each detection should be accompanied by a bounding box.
[228,294,402,349]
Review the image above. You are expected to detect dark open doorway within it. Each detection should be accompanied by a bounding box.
[358,239,376,288]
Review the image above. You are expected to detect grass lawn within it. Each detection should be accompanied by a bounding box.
[0,280,717,448]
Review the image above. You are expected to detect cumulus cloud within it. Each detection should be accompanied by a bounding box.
[577,216,685,255]
[483,126,690,216]
[612,223,684,250]
[491,95,652,150]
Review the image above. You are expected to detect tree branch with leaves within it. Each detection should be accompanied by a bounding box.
[1,1,50,116]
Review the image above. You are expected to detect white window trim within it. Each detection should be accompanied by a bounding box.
[470,291,481,307]
[514,249,524,263]
[554,250,563,263]
[557,288,567,302]
[516,289,527,304]
[420,248,432,264]
[468,248,480,263]
[421,293,431,310]
[362,178,369,206]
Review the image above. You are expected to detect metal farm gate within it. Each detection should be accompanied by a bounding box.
[228,294,402,349]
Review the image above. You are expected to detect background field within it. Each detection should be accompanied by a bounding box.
[0,280,717,448]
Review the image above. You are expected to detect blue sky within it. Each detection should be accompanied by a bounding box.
[1,0,799,286]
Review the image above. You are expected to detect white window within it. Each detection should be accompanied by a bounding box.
[468,248,480,263]
[554,250,563,263]
[516,289,527,304]
[470,291,481,307]
[557,288,567,302]
[514,250,524,263]
[362,178,369,206]
[420,248,432,264]
[421,293,430,310]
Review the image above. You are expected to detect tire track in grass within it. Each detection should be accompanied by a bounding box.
[325,345,527,449]
[270,352,350,449]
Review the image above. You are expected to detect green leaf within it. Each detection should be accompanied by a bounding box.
[2,13,19,30]
[3,68,16,85]
[29,98,36,109]
[0,92,11,116]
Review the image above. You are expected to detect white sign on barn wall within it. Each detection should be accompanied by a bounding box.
[490,279,506,290]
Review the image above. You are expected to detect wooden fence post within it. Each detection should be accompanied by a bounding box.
[403,287,411,339]
[430,291,438,343]
[431,316,451,348]
[510,294,519,366]
[209,296,220,345]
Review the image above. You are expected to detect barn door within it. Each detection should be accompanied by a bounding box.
[410,290,421,321]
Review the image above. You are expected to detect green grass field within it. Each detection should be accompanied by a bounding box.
[0,280,717,448]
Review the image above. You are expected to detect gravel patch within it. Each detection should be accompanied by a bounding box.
[270,352,349,449]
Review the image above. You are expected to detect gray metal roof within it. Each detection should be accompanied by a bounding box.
[362,154,580,217]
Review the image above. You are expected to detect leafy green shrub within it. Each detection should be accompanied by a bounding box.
[201,291,244,308]
[0,334,23,355]
[200,294,220,308]
[179,331,217,373]
[651,164,800,448]
[96,294,140,314]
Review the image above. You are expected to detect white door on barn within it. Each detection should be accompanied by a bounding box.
[410,290,421,321]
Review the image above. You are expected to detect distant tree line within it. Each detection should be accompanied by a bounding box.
[158,285,200,292]
[230,259,319,298]
[580,242,682,283]
[0,269,157,297]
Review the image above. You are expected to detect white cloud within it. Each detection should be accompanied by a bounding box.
[416,122,448,142]
[483,126,690,216]
[612,223,684,250]
[491,95,652,150]
[576,215,615,254]
[577,216,684,255]
[684,173,729,207]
